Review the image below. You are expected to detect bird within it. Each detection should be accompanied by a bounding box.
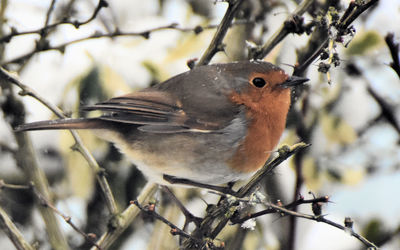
[16,61,308,185]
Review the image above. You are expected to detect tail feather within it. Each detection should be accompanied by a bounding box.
[15,118,104,132]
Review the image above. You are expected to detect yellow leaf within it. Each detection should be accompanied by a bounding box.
[320,112,357,144]
[100,65,131,96]
[346,30,383,55]
[279,130,298,147]
[302,156,322,190]
[141,60,170,83]
[342,169,364,185]
[59,130,107,199]
[163,29,214,63]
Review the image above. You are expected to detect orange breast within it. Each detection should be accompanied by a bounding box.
[227,84,291,173]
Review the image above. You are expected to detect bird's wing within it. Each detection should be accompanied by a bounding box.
[83,89,235,133]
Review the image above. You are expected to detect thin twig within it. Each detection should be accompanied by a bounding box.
[0,180,30,190]
[30,183,102,250]
[0,21,251,66]
[231,196,330,224]
[253,0,315,60]
[229,195,378,249]
[132,200,196,241]
[197,0,246,66]
[367,85,400,135]
[0,142,17,155]
[237,143,310,198]
[0,206,35,250]
[44,0,57,28]
[161,186,202,228]
[0,0,108,44]
[385,33,400,78]
[163,174,236,195]
[294,0,379,75]
[265,203,378,249]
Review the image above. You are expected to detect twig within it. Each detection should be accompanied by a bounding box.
[197,0,246,66]
[0,180,30,190]
[229,193,377,250]
[288,7,380,246]
[132,200,196,242]
[0,142,17,155]
[30,183,102,250]
[44,0,57,28]
[0,206,35,250]
[0,21,251,66]
[161,186,202,228]
[0,0,108,44]
[252,0,315,60]
[288,146,308,250]
[132,199,222,249]
[231,196,330,224]
[237,143,310,198]
[367,85,400,135]
[0,67,118,215]
[1,0,107,71]
[385,33,400,78]
[265,203,378,249]
[316,216,378,249]
[294,0,379,75]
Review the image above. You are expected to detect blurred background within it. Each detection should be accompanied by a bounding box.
[0,0,399,249]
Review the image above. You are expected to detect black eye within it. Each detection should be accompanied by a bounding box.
[252,77,266,88]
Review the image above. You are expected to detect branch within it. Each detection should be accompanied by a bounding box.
[0,67,118,215]
[229,194,377,249]
[43,0,57,28]
[294,0,379,75]
[264,203,378,249]
[163,174,236,195]
[252,0,315,60]
[161,186,202,229]
[0,0,108,43]
[0,180,30,190]
[237,143,310,198]
[231,195,330,224]
[0,206,35,250]
[0,21,251,66]
[385,33,400,78]
[367,85,400,135]
[132,200,196,242]
[0,70,69,249]
[197,0,246,66]
[30,183,102,250]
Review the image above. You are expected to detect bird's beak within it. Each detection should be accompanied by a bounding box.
[279,75,309,88]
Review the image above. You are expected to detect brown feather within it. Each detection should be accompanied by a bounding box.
[15,118,105,132]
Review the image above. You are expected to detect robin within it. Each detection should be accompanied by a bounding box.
[16,61,308,185]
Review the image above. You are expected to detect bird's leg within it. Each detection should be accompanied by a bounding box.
[163,174,237,196]
[161,185,202,228]
[161,185,203,246]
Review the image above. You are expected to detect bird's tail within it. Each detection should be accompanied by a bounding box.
[15,118,105,132]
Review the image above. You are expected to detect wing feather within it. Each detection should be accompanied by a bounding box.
[83,90,217,133]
